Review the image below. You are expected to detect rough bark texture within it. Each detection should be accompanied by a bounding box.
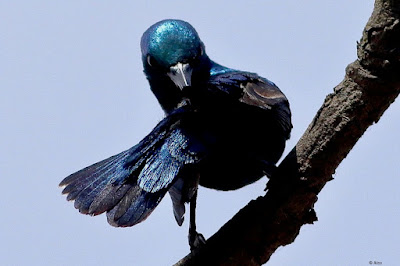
[175,0,400,265]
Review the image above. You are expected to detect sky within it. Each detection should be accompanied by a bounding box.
[1,1,399,265]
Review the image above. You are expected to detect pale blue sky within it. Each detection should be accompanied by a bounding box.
[1,1,399,265]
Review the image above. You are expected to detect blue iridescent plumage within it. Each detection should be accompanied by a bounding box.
[60,19,292,250]
[138,128,196,193]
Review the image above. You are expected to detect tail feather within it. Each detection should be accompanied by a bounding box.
[168,178,185,226]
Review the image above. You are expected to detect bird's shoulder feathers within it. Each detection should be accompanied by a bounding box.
[208,70,292,138]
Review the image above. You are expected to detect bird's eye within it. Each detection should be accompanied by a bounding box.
[147,55,157,67]
[191,46,204,63]
[199,46,204,56]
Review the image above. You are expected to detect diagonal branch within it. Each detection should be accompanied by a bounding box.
[175,0,400,265]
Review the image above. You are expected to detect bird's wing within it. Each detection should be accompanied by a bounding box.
[59,104,201,227]
[208,71,292,138]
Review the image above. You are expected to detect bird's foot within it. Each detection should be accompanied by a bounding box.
[189,231,206,251]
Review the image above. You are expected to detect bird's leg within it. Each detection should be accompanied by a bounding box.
[188,190,206,250]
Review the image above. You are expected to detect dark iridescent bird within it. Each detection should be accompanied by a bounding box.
[59,19,292,249]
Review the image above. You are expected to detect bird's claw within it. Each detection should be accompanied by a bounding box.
[189,231,206,251]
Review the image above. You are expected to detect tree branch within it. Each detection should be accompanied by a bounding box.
[175,0,400,265]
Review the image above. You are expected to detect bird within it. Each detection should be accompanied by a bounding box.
[59,19,292,250]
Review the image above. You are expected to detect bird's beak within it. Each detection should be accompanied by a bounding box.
[167,62,192,90]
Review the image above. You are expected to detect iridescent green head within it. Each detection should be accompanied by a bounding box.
[141,19,204,68]
[141,19,208,90]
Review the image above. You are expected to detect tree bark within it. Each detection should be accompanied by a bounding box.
[175,0,400,265]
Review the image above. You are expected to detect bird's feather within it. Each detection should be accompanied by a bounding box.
[60,20,292,239]
[208,70,292,138]
[60,104,202,226]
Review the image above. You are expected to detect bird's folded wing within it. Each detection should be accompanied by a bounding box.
[208,71,292,138]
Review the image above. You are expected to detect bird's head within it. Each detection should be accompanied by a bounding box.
[141,19,210,91]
